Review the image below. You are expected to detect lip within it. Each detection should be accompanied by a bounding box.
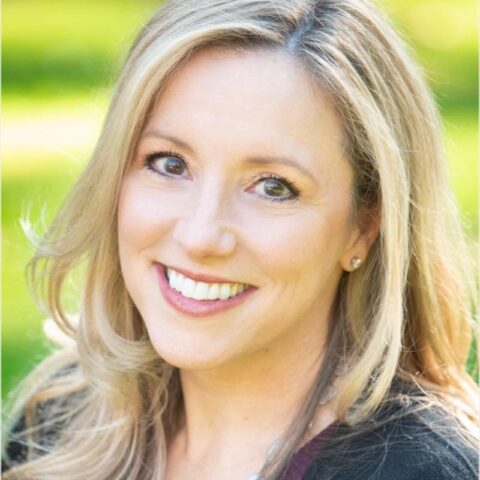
[155,263,257,318]
[162,263,242,284]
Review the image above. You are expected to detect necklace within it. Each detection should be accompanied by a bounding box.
[245,385,338,480]
[246,439,282,480]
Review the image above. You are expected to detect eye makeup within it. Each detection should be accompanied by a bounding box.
[141,150,302,202]
[248,172,301,202]
[142,150,188,178]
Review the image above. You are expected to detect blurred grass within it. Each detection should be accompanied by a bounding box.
[2,0,158,97]
[2,0,478,398]
[2,0,159,398]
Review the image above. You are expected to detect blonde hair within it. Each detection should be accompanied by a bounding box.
[4,0,477,478]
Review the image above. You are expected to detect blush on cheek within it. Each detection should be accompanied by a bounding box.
[249,218,323,268]
[117,178,180,254]
[117,189,143,245]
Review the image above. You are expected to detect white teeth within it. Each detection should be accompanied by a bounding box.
[181,278,195,298]
[166,267,248,301]
[169,270,178,289]
[219,284,230,300]
[193,282,209,300]
[207,283,220,300]
[169,269,185,292]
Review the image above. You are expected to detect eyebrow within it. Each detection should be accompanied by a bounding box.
[142,129,194,154]
[244,157,315,181]
[141,128,317,181]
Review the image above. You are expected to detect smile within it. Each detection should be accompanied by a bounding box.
[155,263,257,318]
[166,267,249,301]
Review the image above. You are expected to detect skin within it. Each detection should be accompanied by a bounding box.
[117,47,377,479]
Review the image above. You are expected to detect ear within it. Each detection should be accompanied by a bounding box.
[340,207,380,272]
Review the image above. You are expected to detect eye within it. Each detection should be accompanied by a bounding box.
[144,151,189,178]
[251,175,300,202]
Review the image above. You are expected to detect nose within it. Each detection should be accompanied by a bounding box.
[172,184,236,259]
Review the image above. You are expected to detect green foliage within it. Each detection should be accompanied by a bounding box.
[3,0,477,398]
[3,0,158,96]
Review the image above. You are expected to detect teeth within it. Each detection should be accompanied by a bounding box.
[168,269,177,288]
[174,273,185,292]
[193,282,209,300]
[181,278,195,298]
[219,284,230,300]
[207,283,220,300]
[168,270,184,292]
[166,267,248,301]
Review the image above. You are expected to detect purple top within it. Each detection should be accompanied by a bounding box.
[280,422,338,480]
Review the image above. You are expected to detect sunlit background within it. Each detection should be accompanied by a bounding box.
[3,0,478,398]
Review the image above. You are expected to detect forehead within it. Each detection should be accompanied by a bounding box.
[144,46,348,178]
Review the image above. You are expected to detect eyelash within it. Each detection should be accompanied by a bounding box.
[142,150,301,202]
[248,173,301,202]
[143,150,185,176]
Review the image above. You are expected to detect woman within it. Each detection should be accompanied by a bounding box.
[3,0,478,478]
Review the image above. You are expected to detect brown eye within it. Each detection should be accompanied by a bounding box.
[145,152,189,178]
[252,176,298,201]
[160,156,186,176]
[263,178,291,197]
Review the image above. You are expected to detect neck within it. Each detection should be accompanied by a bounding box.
[172,318,335,465]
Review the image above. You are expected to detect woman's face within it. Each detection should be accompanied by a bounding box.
[118,47,367,369]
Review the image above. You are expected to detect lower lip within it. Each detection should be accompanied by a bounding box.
[155,264,257,318]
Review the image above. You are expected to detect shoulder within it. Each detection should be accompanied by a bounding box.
[2,360,86,473]
[304,399,478,480]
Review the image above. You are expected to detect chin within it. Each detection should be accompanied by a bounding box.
[147,332,233,371]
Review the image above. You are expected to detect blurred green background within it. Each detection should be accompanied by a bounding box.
[2,0,478,398]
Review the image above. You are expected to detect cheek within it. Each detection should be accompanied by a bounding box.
[243,206,350,277]
[117,179,173,254]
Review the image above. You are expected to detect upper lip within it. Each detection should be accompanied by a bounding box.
[159,263,251,285]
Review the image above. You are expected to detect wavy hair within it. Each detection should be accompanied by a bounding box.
[3,0,477,478]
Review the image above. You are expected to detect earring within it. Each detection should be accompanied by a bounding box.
[350,257,363,270]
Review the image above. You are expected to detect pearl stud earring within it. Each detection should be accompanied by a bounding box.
[350,257,363,270]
